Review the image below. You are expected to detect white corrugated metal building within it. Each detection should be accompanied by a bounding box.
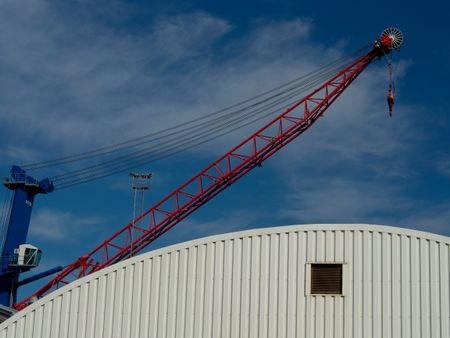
[1,223,449,337]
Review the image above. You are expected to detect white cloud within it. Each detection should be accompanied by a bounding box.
[436,156,450,178]
[154,209,266,248]
[1,3,439,242]
[151,12,232,63]
[0,3,345,165]
[280,177,407,224]
[398,202,450,236]
[0,4,233,156]
[278,173,450,235]
[29,208,104,241]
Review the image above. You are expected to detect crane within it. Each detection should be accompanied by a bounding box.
[2,28,403,311]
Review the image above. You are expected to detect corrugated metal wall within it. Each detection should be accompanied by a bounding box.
[1,224,449,338]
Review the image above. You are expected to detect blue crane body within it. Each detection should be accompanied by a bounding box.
[0,166,54,306]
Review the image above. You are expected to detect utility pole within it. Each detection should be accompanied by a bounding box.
[130,172,153,258]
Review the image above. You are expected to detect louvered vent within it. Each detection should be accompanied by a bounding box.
[311,264,342,294]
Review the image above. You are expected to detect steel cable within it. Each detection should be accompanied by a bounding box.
[55,70,344,189]
[21,45,371,188]
[22,46,368,171]
[54,65,345,187]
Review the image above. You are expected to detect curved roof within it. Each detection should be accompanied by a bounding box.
[1,223,449,337]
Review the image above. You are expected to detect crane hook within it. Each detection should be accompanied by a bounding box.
[385,55,395,117]
[387,84,394,117]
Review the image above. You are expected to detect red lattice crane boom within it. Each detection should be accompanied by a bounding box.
[15,28,403,310]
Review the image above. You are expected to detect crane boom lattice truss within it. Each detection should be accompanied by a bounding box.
[16,44,385,310]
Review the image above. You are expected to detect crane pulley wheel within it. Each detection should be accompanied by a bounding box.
[380,27,404,50]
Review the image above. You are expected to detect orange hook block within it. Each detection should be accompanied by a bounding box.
[387,86,394,116]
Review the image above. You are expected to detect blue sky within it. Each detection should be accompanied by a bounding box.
[0,0,448,298]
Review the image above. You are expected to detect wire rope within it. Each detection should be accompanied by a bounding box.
[18,44,371,189]
[53,65,345,187]
[21,55,347,170]
[55,66,354,187]
[22,45,369,171]
[55,71,344,189]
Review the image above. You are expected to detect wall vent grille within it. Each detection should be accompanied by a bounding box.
[311,264,342,294]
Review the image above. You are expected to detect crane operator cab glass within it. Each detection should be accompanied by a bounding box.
[9,244,42,268]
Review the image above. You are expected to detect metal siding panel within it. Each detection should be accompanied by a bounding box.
[430,241,440,338]
[258,235,269,338]
[23,310,34,338]
[202,242,215,338]
[305,231,315,338]
[334,295,344,338]
[85,279,99,338]
[335,230,344,261]
[440,244,449,338]
[193,245,206,338]
[343,230,353,338]
[34,303,44,338]
[411,237,421,338]
[41,300,53,338]
[316,231,325,262]
[148,256,161,337]
[249,236,261,337]
[112,268,125,338]
[325,231,336,338]
[315,296,324,338]
[139,259,152,337]
[286,232,297,338]
[400,235,411,338]
[363,231,372,338]
[183,246,197,338]
[392,234,401,338]
[14,318,24,338]
[167,251,179,338]
[325,230,334,262]
[231,238,242,338]
[240,236,251,338]
[277,233,288,338]
[212,241,224,338]
[58,292,71,338]
[268,234,279,338]
[102,271,116,338]
[221,239,233,338]
[66,287,79,338]
[175,248,188,338]
[307,231,316,262]
[50,297,62,338]
[334,231,344,338]
[5,324,14,338]
[382,232,392,338]
[353,231,363,337]
[158,253,170,338]
[324,296,333,338]
[297,231,307,337]
[420,238,431,338]
[372,231,382,338]
[130,261,144,338]
[305,295,315,337]
[95,275,108,338]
